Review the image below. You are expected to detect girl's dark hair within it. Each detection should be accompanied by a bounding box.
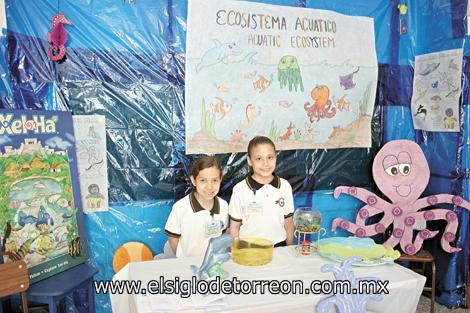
[247,136,276,156]
[190,155,222,179]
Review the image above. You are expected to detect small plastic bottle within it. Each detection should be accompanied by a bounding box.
[301,240,311,255]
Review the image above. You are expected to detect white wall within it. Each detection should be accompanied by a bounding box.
[0,0,6,30]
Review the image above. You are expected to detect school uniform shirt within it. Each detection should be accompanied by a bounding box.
[165,192,229,258]
[229,175,294,245]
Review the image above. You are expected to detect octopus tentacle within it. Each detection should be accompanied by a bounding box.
[324,100,336,119]
[331,218,392,238]
[413,194,470,211]
[383,235,401,248]
[334,186,391,209]
[355,205,390,226]
[399,224,439,255]
[409,209,460,252]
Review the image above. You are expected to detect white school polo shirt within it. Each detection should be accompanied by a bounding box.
[165,192,229,258]
[229,175,294,245]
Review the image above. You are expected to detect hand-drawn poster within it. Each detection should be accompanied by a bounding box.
[411,49,463,132]
[0,109,88,283]
[72,115,108,214]
[185,0,378,154]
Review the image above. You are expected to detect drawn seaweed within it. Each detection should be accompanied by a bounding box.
[268,120,281,142]
[200,98,216,136]
[359,82,373,116]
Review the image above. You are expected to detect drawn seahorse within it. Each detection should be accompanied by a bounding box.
[239,104,257,130]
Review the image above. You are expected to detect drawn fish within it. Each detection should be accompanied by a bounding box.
[18,213,38,227]
[212,97,232,120]
[253,74,272,93]
[214,83,230,93]
[333,95,350,112]
[34,181,46,188]
[244,71,257,79]
[418,63,440,76]
[278,100,293,108]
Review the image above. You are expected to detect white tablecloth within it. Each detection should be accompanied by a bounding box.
[110,246,425,313]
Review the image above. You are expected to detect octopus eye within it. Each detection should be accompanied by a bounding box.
[385,165,399,176]
[398,164,411,176]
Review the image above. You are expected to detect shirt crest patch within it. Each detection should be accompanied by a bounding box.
[275,197,285,207]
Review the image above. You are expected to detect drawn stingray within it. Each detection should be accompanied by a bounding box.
[339,68,359,90]
[418,62,440,76]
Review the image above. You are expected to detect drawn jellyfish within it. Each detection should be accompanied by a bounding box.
[332,140,470,255]
[277,55,304,92]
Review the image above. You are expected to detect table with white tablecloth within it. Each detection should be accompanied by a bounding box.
[110,246,425,313]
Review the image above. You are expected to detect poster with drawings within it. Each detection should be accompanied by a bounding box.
[411,49,463,132]
[0,109,88,283]
[72,115,108,214]
[185,0,378,154]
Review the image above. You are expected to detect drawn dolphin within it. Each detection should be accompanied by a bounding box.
[190,233,234,280]
[196,40,242,73]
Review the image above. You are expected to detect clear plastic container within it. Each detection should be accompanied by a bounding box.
[231,237,273,266]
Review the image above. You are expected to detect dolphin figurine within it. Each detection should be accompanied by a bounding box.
[196,40,242,73]
[190,233,234,280]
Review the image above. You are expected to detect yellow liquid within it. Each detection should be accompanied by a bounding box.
[231,238,273,266]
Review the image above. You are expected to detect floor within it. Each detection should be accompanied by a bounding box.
[416,296,469,313]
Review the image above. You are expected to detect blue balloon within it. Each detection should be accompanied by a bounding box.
[316,256,383,313]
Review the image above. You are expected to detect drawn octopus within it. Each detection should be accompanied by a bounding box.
[304,85,336,122]
[332,140,470,255]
